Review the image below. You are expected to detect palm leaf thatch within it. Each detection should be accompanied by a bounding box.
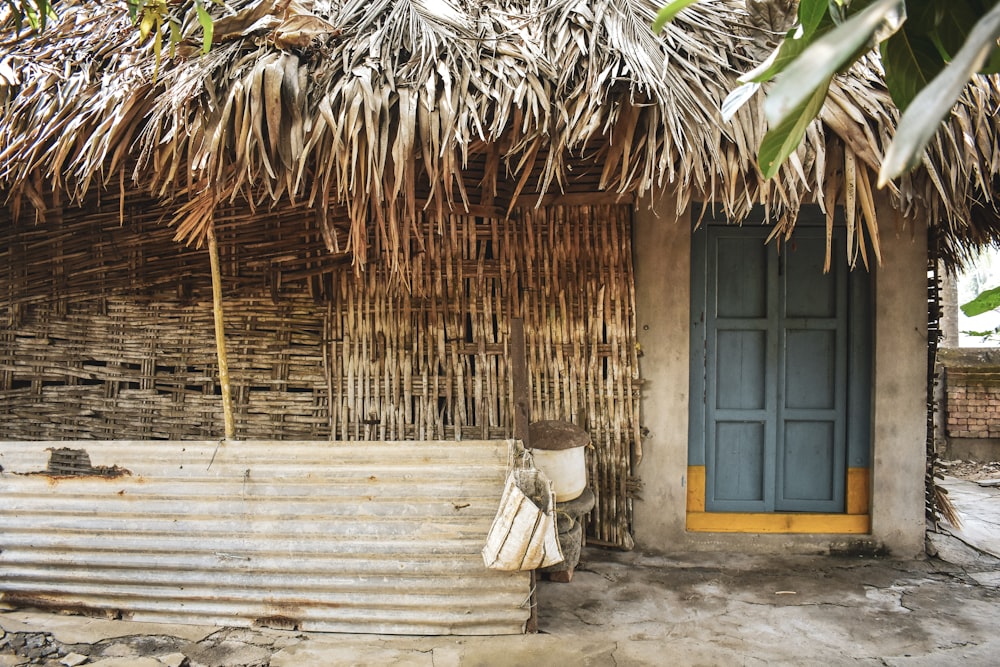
[0,0,998,270]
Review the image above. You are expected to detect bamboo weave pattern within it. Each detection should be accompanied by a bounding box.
[1,195,639,547]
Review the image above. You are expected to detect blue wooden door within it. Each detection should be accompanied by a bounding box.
[702,225,849,513]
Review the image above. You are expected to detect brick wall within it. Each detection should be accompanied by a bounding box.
[945,369,1000,438]
[937,349,1000,461]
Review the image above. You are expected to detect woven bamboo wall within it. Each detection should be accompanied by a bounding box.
[1,192,639,547]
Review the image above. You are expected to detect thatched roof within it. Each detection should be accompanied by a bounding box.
[1,0,998,268]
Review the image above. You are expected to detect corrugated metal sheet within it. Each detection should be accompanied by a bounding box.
[0,439,531,635]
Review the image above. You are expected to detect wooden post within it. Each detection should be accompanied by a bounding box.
[510,318,537,632]
[208,221,236,440]
[511,318,531,449]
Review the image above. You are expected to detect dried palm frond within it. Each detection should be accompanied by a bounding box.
[1,0,999,271]
[927,448,963,529]
[935,484,962,529]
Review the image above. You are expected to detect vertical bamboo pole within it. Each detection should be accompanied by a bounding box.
[511,318,530,449]
[208,221,236,440]
[510,317,537,633]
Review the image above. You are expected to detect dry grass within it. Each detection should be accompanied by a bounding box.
[0,0,997,270]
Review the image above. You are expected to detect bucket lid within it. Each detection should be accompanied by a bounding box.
[527,420,590,450]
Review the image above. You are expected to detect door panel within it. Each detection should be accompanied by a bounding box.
[717,238,768,318]
[782,421,836,501]
[776,234,847,512]
[785,236,837,318]
[716,331,767,410]
[705,230,777,511]
[715,421,767,502]
[784,329,836,410]
[703,225,848,513]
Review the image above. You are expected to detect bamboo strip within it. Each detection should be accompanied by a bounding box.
[207,222,236,440]
[1,197,640,548]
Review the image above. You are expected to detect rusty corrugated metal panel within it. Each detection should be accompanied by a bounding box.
[0,440,530,635]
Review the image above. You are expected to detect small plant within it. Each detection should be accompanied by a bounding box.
[4,0,220,73]
[960,285,1000,341]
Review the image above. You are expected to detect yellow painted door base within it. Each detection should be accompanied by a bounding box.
[686,466,870,534]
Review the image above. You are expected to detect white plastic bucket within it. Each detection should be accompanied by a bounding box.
[530,446,587,502]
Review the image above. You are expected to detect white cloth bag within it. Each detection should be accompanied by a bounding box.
[482,467,564,571]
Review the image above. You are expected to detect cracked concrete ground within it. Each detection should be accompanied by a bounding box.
[2,478,1000,666]
[3,548,998,666]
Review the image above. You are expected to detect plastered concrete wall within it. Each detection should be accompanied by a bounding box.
[632,193,691,546]
[870,204,928,558]
[632,198,927,557]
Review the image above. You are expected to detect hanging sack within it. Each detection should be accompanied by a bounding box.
[482,467,564,571]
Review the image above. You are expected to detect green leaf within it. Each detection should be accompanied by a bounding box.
[738,2,836,85]
[880,29,945,110]
[983,44,1000,73]
[798,0,829,36]
[4,0,23,32]
[139,10,154,40]
[652,0,701,32]
[764,0,904,126]
[880,1,1000,185]
[828,0,850,24]
[740,14,835,85]
[962,329,1000,340]
[759,75,832,179]
[35,0,48,31]
[196,0,214,54]
[933,1,980,59]
[961,285,1000,317]
[904,0,944,35]
[740,42,791,84]
[21,0,38,29]
[169,19,181,59]
[721,82,760,121]
[152,15,162,60]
